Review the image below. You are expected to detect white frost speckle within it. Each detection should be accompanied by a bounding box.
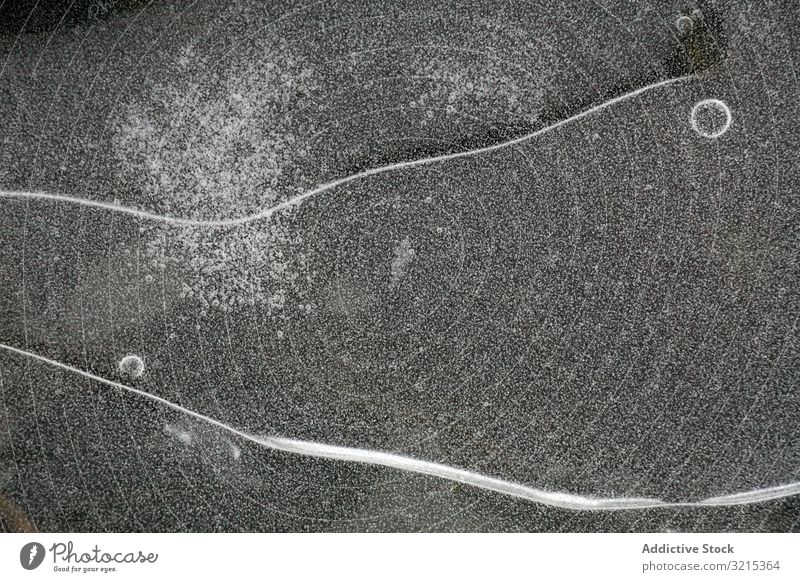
[164,424,193,445]
[113,39,318,313]
[390,236,416,289]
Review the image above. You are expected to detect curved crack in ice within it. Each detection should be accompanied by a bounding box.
[1,342,797,511]
[0,75,694,227]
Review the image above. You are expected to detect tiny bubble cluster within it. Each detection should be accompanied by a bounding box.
[118,354,145,378]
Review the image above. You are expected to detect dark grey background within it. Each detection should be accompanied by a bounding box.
[0,0,798,531]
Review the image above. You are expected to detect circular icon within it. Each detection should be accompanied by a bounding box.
[20,542,45,570]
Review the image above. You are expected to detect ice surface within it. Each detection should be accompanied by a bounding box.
[0,0,798,532]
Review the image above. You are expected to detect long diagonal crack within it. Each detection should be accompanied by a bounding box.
[0,75,693,227]
[1,342,797,511]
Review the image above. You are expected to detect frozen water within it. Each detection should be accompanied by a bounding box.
[0,0,798,533]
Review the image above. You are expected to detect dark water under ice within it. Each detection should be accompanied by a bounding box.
[0,0,798,532]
